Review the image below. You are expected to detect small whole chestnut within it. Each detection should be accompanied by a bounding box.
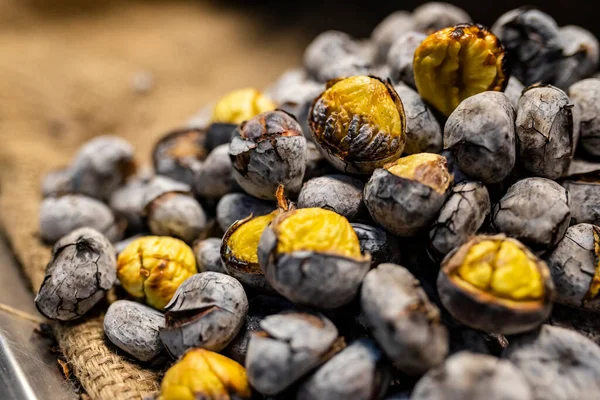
[229,110,307,199]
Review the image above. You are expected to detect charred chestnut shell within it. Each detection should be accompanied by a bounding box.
[363,153,453,237]
[152,126,232,187]
[229,110,307,200]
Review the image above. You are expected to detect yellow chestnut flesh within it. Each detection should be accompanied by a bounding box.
[117,236,197,310]
[211,88,276,124]
[414,24,507,116]
[453,240,544,302]
[228,212,277,264]
[584,228,600,301]
[310,76,406,164]
[158,349,251,400]
[274,208,362,258]
[385,153,452,194]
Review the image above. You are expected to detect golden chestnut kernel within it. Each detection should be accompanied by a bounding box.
[273,208,363,259]
[454,240,544,302]
[385,153,453,194]
[309,75,406,173]
[158,349,251,400]
[117,236,197,310]
[413,24,507,116]
[211,88,276,124]
[225,212,278,267]
[584,228,600,302]
[438,235,554,334]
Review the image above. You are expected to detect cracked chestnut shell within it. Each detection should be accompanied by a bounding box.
[152,125,232,188]
[223,295,296,365]
[216,192,275,233]
[361,263,448,375]
[437,235,554,334]
[229,110,307,200]
[245,312,343,395]
[443,91,516,184]
[516,84,578,179]
[544,224,600,311]
[561,162,600,227]
[364,153,453,236]
[308,75,406,175]
[221,211,278,292]
[157,348,251,400]
[413,24,508,117]
[258,207,370,308]
[492,8,563,86]
[429,181,491,261]
[568,78,600,156]
[159,272,248,358]
[117,236,197,310]
[35,228,116,321]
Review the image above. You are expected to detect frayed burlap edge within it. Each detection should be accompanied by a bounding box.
[0,151,160,400]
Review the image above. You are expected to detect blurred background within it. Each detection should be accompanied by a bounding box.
[0,0,598,161]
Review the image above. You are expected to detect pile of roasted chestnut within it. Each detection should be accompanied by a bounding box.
[35,3,600,399]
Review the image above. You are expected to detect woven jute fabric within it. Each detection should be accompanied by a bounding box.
[0,1,301,398]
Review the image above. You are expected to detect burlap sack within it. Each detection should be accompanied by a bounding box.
[0,1,300,398]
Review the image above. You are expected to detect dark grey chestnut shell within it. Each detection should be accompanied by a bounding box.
[297,174,365,221]
[361,263,448,375]
[39,194,124,244]
[223,295,296,365]
[35,228,116,321]
[516,84,577,179]
[351,223,401,266]
[502,325,600,400]
[429,181,491,261]
[152,126,231,187]
[159,272,248,358]
[68,135,136,200]
[216,192,275,233]
[245,311,341,395]
[437,235,554,335]
[229,110,307,200]
[103,300,165,362]
[296,339,391,400]
[258,223,370,309]
[444,92,516,185]
[193,238,227,274]
[562,180,600,226]
[544,224,600,311]
[411,351,533,400]
[364,168,448,237]
[491,177,571,252]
